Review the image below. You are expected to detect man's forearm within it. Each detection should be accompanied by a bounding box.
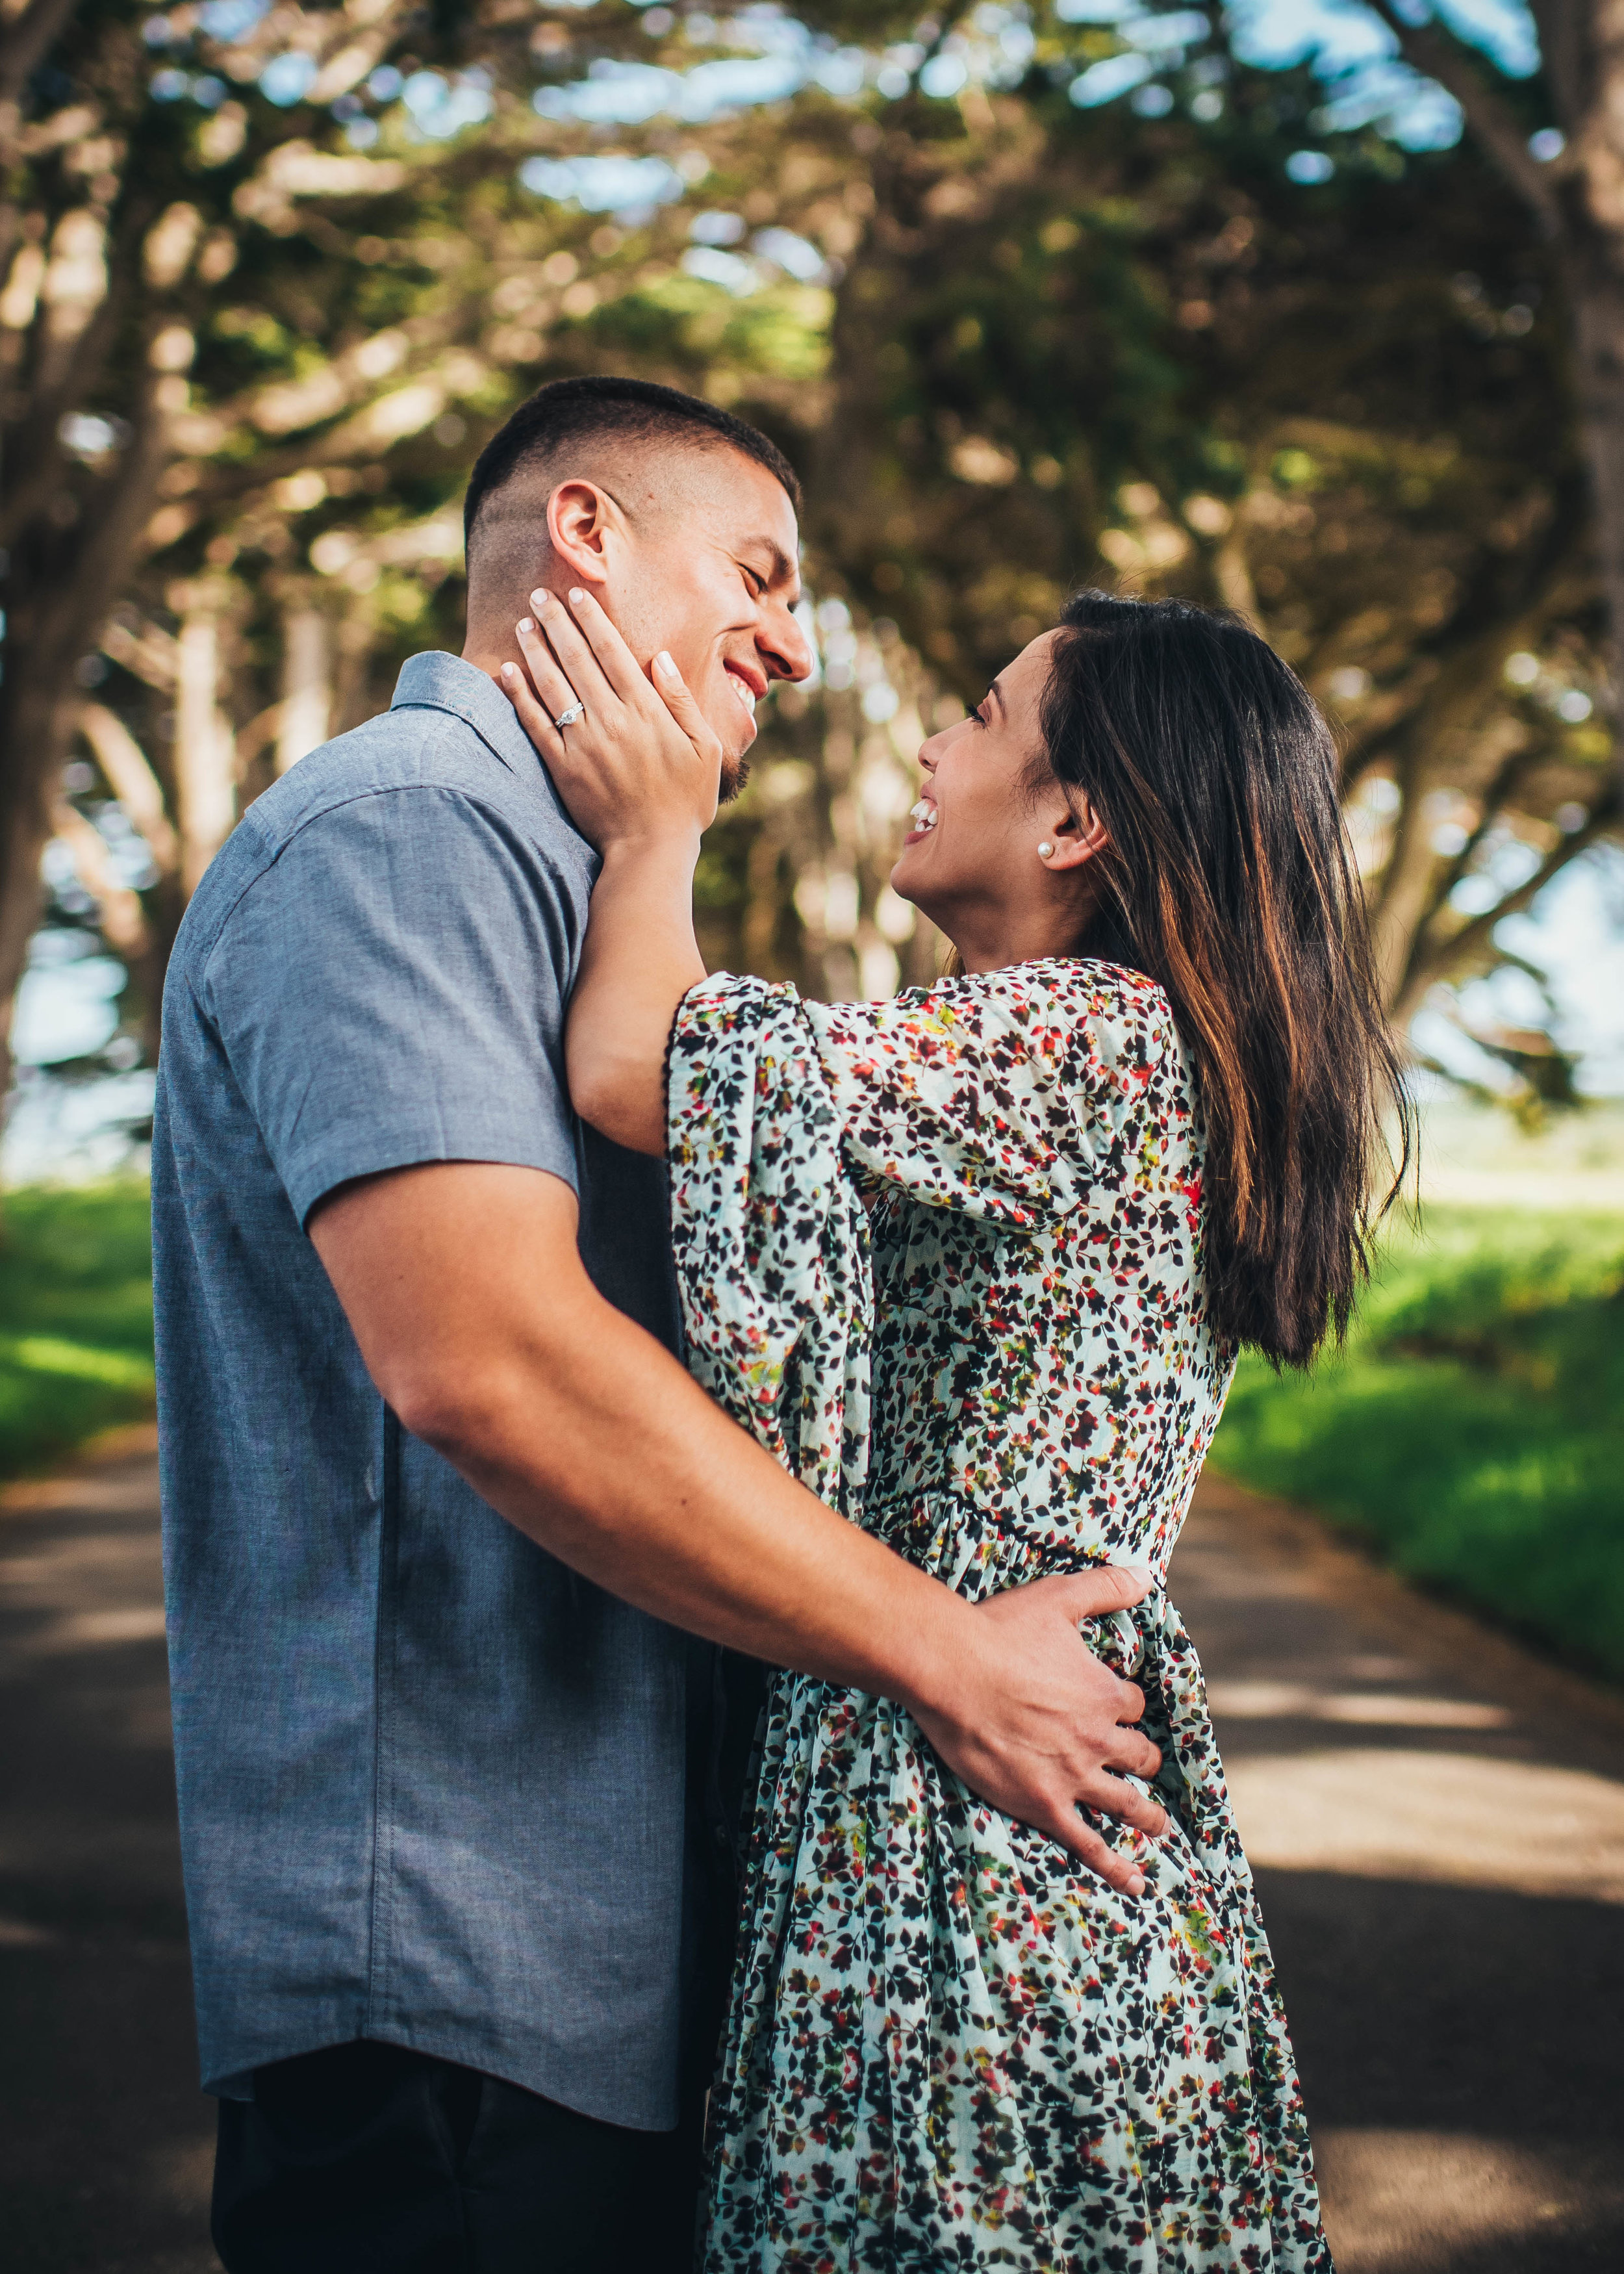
[313,1162,968,1718]
[425,1281,971,1709]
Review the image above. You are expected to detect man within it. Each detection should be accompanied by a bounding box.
[155,375,1165,2273]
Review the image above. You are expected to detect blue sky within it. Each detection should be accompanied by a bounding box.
[1230,0,1536,81]
[1222,0,1539,149]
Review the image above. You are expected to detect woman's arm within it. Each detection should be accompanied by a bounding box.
[565,837,704,1153]
[500,588,720,1155]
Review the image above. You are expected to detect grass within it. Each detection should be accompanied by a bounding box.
[0,1182,154,1479]
[1,1184,1618,1685]
[1208,1205,1624,1683]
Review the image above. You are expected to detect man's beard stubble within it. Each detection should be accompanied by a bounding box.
[718,752,751,804]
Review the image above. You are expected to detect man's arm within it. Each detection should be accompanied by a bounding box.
[310,1159,1168,1895]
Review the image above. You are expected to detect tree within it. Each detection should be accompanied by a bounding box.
[775,5,1621,1097]
[0,0,884,1079]
[5,0,1618,1125]
[1366,2,1624,793]
[2,0,459,1092]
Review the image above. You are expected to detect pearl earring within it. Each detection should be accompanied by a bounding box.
[1037,841,1054,859]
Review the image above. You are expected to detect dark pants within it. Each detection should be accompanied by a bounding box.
[212,2040,705,2273]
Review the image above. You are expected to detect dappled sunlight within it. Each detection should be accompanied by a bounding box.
[1174,1471,1624,2271]
[1226,1748,1624,1904]
[1315,2129,1624,2273]
[1206,1680,1510,1728]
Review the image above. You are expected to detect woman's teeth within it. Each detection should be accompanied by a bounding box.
[909,800,939,832]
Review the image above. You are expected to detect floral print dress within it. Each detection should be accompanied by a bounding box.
[666,958,1331,2274]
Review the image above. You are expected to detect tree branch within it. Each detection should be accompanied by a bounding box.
[77,703,177,873]
[1365,1,1562,240]
[1428,739,1535,909]
[1392,784,1623,1019]
[0,0,83,114]
[1528,3,1582,128]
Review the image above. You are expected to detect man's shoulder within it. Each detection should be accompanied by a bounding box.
[253,683,564,848]
[201,658,585,897]
[171,666,592,991]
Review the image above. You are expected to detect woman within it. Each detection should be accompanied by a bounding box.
[501,586,1406,2271]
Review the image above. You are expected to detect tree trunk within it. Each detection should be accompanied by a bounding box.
[276,603,333,773]
[0,368,168,1115]
[1554,17,1624,741]
[49,798,149,960]
[78,704,178,875]
[0,678,68,1117]
[77,703,181,1064]
[170,583,236,897]
[1367,763,1440,1010]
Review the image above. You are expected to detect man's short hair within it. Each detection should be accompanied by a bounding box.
[463,374,802,555]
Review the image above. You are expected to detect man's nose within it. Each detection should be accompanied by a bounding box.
[759,600,815,683]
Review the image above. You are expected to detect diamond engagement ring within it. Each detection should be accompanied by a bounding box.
[553,701,585,729]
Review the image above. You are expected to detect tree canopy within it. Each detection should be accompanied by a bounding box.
[2,0,1616,1116]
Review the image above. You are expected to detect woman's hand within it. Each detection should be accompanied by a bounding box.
[498,587,710,1154]
[500,587,723,856]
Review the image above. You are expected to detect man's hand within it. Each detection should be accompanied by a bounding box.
[911,1566,1167,1897]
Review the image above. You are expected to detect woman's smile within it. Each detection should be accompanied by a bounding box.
[889,633,1086,966]
[905,795,939,843]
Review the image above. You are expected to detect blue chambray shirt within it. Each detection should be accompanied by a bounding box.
[153,652,698,2128]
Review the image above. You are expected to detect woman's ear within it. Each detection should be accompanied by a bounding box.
[1043,792,1110,873]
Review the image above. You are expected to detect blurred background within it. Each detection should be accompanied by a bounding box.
[3,0,1619,1678]
[1,3,1623,2269]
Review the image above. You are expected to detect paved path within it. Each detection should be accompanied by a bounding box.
[1176,1474,1624,2273]
[0,1431,213,2274]
[1,1437,1621,2271]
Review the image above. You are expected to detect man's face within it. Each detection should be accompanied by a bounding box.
[597,449,812,795]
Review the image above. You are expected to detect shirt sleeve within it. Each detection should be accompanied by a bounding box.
[201,786,582,1227]
[796,959,1187,1225]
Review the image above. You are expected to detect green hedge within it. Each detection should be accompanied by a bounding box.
[0,1181,155,1478]
[1208,1206,1624,1681]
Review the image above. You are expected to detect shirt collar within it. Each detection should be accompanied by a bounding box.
[390,650,545,782]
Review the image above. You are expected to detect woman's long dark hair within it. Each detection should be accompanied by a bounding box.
[1034,589,1411,1368]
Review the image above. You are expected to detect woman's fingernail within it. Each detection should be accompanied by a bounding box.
[517,619,532,635]
[500,662,514,678]
[568,586,585,604]
[655,650,678,678]
[1127,1872,1146,1896]
[531,589,548,608]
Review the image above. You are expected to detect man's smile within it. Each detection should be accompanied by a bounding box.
[723,658,766,716]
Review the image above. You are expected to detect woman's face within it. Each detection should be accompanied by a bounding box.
[892,631,1097,965]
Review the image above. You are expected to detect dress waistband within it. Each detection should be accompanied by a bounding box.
[863,1490,1250,1891]
[864,1489,1160,1607]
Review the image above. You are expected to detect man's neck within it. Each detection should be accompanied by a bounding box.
[463,614,550,685]
[461,564,576,681]
[461,636,516,689]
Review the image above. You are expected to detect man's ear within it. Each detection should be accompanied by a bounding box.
[1044,792,1110,873]
[544,480,617,589]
